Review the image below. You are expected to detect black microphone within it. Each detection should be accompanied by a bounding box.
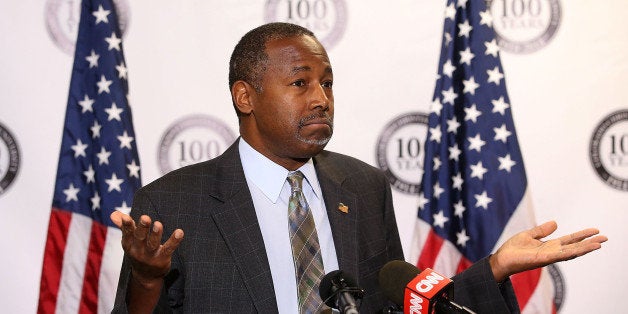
[378,260,476,314]
[319,270,365,314]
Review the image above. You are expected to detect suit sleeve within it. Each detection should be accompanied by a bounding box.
[451,256,520,313]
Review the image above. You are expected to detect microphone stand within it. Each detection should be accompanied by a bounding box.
[322,286,364,314]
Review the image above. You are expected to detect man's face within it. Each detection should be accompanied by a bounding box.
[246,35,334,163]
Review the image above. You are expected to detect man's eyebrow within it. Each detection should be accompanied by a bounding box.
[289,65,333,75]
[290,66,311,75]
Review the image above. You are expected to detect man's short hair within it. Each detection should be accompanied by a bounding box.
[228,22,316,92]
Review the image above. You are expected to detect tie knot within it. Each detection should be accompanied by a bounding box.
[287,171,304,192]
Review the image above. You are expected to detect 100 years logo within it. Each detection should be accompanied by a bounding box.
[590,110,628,191]
[158,115,237,175]
[0,122,20,196]
[265,0,347,50]
[376,113,429,194]
[487,0,561,53]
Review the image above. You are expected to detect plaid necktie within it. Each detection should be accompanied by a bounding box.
[287,171,326,314]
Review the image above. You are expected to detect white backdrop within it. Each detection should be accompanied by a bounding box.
[1,0,626,313]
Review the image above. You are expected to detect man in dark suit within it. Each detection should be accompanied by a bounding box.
[111,22,607,313]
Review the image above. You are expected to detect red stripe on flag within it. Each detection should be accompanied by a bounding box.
[38,208,73,314]
[510,268,542,309]
[417,230,444,270]
[79,221,108,313]
[455,256,472,274]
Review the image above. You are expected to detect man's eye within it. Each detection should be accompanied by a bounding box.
[322,81,333,88]
[291,80,306,87]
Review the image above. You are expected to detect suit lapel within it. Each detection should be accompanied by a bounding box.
[314,155,360,280]
[206,140,279,312]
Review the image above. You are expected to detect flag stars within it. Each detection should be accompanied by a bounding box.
[442,87,458,105]
[433,183,444,199]
[459,47,475,66]
[105,173,124,192]
[116,62,128,79]
[91,121,102,138]
[456,229,470,247]
[115,201,132,215]
[430,99,443,116]
[429,126,442,143]
[463,76,480,95]
[85,50,99,68]
[97,147,111,165]
[498,154,517,172]
[91,192,101,210]
[78,94,95,113]
[449,144,462,161]
[446,117,460,133]
[433,210,450,228]
[127,160,141,178]
[464,104,482,123]
[92,5,111,24]
[492,96,510,115]
[105,103,124,121]
[458,20,473,38]
[418,192,429,210]
[442,60,456,78]
[494,124,512,143]
[63,183,80,202]
[480,10,493,27]
[433,157,442,171]
[485,39,500,57]
[83,165,96,183]
[453,200,466,218]
[71,139,88,158]
[444,3,456,20]
[487,66,504,85]
[105,32,122,51]
[452,173,464,190]
[444,33,453,46]
[97,75,113,94]
[457,0,469,9]
[470,161,488,179]
[468,134,486,152]
[474,191,493,209]
[117,131,134,149]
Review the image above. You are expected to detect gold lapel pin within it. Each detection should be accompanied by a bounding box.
[338,203,349,214]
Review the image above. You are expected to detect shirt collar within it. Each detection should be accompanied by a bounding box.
[239,138,322,203]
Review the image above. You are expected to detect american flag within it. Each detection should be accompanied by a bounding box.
[409,0,555,313]
[38,0,141,313]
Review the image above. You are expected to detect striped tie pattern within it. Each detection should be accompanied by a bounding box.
[287,171,326,314]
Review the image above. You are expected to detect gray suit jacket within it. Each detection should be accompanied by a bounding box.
[113,139,518,313]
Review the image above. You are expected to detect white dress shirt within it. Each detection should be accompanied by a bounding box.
[239,139,339,313]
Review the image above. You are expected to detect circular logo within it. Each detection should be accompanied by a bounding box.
[158,114,237,175]
[547,264,565,312]
[376,112,429,194]
[45,0,131,55]
[589,109,628,191]
[0,122,20,196]
[488,0,561,54]
[264,0,348,50]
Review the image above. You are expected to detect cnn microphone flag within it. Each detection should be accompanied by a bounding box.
[409,0,556,313]
[38,0,141,313]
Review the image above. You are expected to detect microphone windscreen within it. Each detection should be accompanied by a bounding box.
[319,270,358,308]
[378,260,421,306]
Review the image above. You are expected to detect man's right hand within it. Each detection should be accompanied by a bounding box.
[111,210,184,313]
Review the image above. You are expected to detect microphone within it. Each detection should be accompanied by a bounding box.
[378,260,476,314]
[319,270,365,314]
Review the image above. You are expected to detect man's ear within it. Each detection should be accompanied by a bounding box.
[232,80,255,115]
